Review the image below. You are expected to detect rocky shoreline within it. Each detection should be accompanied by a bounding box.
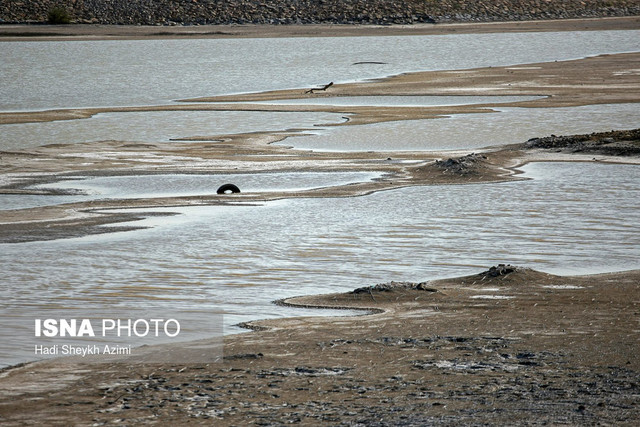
[523,129,640,157]
[1,0,639,26]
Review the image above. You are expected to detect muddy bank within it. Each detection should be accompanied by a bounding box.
[1,52,639,243]
[4,125,638,244]
[0,266,638,425]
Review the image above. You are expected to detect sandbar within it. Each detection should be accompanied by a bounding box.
[1,266,638,424]
[1,19,639,424]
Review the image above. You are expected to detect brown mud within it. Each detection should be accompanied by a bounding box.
[0,267,638,425]
[1,18,639,424]
[1,48,639,243]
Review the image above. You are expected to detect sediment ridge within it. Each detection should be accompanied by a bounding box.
[1,267,638,425]
[1,0,639,26]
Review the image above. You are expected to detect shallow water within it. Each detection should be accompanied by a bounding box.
[4,101,637,152]
[0,194,87,211]
[0,171,383,210]
[279,103,640,151]
[2,162,639,367]
[2,29,639,368]
[36,171,382,198]
[0,110,344,151]
[1,30,638,112]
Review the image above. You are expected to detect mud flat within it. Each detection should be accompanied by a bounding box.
[2,126,638,243]
[1,48,639,243]
[1,17,639,424]
[0,266,638,425]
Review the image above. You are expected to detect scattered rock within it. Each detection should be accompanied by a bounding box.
[1,0,638,25]
[352,281,437,294]
[435,153,487,175]
[223,353,263,360]
[523,128,640,156]
[481,264,518,277]
[257,366,351,377]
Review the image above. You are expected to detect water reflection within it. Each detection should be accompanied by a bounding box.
[279,103,640,151]
[1,161,639,367]
[0,110,344,151]
[1,30,638,111]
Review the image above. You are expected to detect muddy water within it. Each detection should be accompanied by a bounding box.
[1,162,639,367]
[1,29,639,368]
[0,110,345,151]
[2,30,639,112]
[0,171,381,209]
[279,103,640,151]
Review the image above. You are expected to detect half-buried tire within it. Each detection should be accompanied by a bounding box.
[217,183,241,194]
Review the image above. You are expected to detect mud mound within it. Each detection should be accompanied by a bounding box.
[352,281,437,294]
[435,153,488,175]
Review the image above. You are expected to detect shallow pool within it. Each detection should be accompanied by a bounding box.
[2,161,639,367]
[1,171,383,210]
[279,103,640,151]
[0,110,344,151]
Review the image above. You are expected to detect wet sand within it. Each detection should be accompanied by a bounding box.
[3,50,640,127]
[1,266,639,425]
[1,18,639,424]
[1,49,640,242]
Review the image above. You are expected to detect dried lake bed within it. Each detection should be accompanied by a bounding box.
[0,19,639,425]
[0,21,639,382]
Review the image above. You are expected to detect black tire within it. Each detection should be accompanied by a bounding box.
[217,183,241,194]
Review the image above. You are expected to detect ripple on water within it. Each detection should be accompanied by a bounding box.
[1,162,639,367]
[278,103,640,151]
[1,171,383,210]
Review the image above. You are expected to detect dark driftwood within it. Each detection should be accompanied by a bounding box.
[305,82,334,94]
[352,61,388,65]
